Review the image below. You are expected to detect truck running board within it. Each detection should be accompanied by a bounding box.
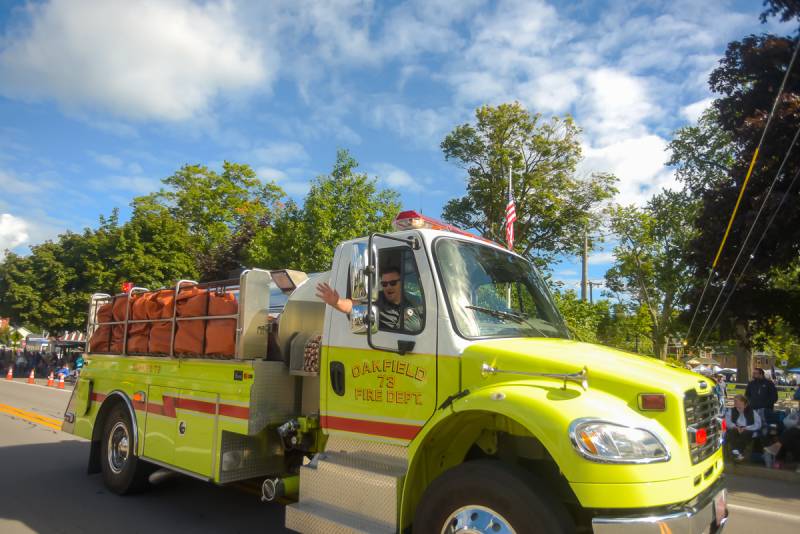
[285,442,406,533]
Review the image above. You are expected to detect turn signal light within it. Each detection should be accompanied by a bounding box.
[638,393,666,411]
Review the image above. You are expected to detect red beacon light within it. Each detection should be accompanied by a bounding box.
[392,211,499,246]
[121,281,134,293]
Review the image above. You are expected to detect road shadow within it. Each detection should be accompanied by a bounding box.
[0,439,290,533]
[727,472,800,503]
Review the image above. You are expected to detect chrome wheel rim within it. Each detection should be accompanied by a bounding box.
[107,421,130,474]
[441,505,516,534]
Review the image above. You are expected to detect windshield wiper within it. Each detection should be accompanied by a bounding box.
[466,305,552,338]
[465,305,526,323]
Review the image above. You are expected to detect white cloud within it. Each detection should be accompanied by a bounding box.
[581,135,676,206]
[88,175,161,195]
[251,142,309,166]
[256,166,288,182]
[589,250,615,264]
[579,69,659,144]
[681,97,715,123]
[372,163,426,192]
[0,0,270,122]
[90,152,124,170]
[0,213,29,253]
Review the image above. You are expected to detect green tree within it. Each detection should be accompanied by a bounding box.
[606,190,699,359]
[552,289,610,343]
[667,108,736,197]
[680,3,800,380]
[440,102,617,268]
[149,161,285,278]
[251,150,401,272]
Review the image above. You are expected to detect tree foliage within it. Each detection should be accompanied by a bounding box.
[0,151,400,332]
[606,190,699,358]
[441,102,617,269]
[249,150,401,272]
[676,2,800,379]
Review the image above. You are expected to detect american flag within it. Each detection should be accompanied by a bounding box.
[504,170,517,250]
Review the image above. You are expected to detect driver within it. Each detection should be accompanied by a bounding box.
[316,266,422,332]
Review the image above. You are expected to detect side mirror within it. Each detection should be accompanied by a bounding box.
[350,304,378,335]
[350,243,370,302]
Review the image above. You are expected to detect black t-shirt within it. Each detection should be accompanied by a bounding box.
[377,293,423,332]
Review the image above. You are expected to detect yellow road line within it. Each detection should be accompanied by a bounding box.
[0,403,62,431]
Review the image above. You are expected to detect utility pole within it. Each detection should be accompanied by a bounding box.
[581,224,588,302]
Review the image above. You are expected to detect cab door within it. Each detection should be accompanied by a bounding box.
[322,236,438,445]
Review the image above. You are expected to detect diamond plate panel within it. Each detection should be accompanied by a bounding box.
[285,501,394,534]
[248,360,297,434]
[218,430,284,484]
[324,436,408,465]
[299,458,402,526]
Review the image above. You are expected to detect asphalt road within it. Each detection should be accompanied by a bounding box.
[0,379,288,533]
[1,378,799,533]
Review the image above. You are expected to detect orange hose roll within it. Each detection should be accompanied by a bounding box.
[174,286,208,356]
[205,291,238,358]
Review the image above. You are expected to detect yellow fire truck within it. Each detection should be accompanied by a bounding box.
[63,210,728,533]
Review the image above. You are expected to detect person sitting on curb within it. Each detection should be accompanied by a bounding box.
[725,394,762,462]
[763,410,800,471]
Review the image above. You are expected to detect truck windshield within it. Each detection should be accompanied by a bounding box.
[434,238,570,339]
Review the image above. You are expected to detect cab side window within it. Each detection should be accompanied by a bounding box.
[376,248,425,334]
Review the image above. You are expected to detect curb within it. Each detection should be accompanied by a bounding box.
[726,462,800,483]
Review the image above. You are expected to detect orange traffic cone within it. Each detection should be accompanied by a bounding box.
[47,372,55,387]
[5,367,12,380]
[58,374,65,389]
[27,369,35,384]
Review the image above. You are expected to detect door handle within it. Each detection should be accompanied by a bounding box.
[330,361,345,396]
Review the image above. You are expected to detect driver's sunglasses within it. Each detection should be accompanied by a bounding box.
[381,279,400,288]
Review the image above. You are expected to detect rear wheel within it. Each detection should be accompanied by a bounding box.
[413,460,574,534]
[100,404,151,494]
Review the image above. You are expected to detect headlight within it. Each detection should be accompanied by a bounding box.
[569,419,670,464]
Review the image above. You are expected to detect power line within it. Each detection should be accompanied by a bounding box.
[687,36,800,342]
[694,122,800,344]
[697,163,800,346]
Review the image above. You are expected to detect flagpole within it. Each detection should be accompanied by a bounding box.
[507,162,513,307]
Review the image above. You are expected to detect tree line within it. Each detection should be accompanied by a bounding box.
[2,1,800,378]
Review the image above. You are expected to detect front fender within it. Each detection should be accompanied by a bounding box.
[450,380,687,485]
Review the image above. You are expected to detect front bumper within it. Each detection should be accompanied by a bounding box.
[592,478,728,534]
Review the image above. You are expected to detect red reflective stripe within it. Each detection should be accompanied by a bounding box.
[91,391,249,420]
[321,415,421,440]
[219,404,250,419]
[175,397,216,415]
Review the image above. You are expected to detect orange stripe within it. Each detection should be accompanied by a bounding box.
[321,415,421,440]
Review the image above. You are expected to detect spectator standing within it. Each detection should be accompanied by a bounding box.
[725,394,762,461]
[745,367,778,417]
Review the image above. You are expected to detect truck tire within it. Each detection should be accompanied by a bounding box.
[413,459,574,534]
[100,404,151,495]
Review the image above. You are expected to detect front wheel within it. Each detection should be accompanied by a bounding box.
[413,460,574,534]
[100,404,151,494]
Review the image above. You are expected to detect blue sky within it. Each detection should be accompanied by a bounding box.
[0,0,790,297]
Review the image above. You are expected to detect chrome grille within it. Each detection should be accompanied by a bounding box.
[684,390,721,464]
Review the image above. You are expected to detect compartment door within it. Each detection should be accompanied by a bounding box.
[173,390,219,477]
[144,386,178,465]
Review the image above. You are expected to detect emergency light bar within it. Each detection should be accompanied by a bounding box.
[393,210,499,246]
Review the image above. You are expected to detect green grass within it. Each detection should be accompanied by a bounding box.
[728,384,797,401]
